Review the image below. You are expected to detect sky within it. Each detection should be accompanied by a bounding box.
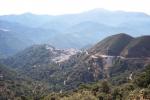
[0,0,150,15]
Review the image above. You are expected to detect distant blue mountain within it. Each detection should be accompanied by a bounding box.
[0,8,150,56]
[0,29,30,58]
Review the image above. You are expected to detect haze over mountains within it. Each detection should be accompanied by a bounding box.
[0,8,150,99]
[0,9,150,57]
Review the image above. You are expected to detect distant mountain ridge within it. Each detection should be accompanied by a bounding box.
[0,8,150,56]
[0,29,30,58]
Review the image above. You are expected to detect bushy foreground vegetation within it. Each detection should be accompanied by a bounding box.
[1,64,150,100]
[0,64,51,100]
[42,65,150,100]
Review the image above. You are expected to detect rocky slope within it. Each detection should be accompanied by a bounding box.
[65,33,150,87]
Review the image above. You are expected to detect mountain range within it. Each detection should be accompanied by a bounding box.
[0,8,150,99]
[0,9,150,57]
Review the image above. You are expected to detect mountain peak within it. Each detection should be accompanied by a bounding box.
[111,33,133,38]
[89,33,133,56]
[121,35,150,57]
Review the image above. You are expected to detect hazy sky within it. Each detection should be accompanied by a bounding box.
[0,0,150,15]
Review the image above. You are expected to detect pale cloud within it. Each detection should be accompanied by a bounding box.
[0,0,150,15]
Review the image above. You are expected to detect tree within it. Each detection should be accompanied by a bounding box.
[101,81,110,94]
[134,65,150,88]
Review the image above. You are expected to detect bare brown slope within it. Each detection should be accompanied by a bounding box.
[121,36,150,57]
[89,33,133,56]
